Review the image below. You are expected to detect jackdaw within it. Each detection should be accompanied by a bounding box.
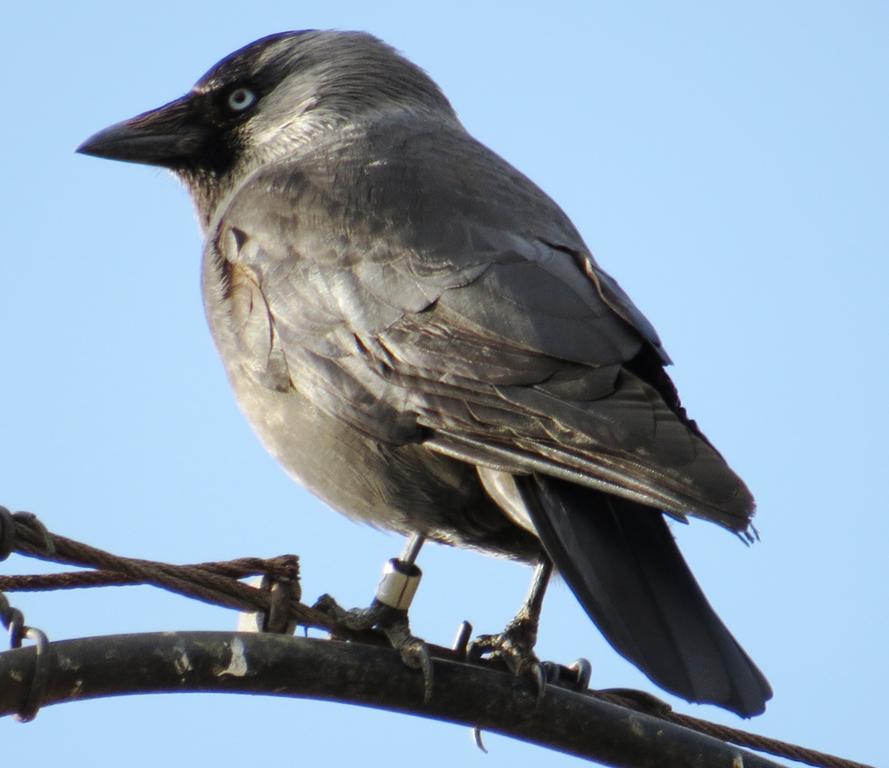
[78,30,772,716]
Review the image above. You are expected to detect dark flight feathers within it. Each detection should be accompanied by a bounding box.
[519,475,771,715]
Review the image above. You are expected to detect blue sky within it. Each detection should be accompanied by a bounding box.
[2,3,887,766]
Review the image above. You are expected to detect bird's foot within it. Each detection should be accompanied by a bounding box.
[313,592,385,632]
[377,609,434,703]
[313,593,434,703]
[468,614,546,703]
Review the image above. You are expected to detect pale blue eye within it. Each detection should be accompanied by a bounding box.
[227,87,256,112]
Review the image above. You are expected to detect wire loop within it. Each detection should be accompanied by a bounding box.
[1,590,51,721]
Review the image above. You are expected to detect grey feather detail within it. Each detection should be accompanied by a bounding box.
[203,127,754,533]
[427,431,691,523]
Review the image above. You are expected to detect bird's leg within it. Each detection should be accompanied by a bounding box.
[468,557,553,696]
[314,533,433,701]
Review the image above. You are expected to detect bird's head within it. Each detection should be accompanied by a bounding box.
[77,30,457,221]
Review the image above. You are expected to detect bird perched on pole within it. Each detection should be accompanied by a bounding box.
[78,30,772,716]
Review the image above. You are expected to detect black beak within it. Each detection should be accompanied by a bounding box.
[77,95,206,168]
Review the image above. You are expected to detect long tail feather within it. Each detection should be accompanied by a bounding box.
[517,474,771,716]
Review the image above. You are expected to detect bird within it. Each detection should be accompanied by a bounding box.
[78,30,772,716]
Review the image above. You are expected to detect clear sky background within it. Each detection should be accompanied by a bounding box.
[2,3,887,767]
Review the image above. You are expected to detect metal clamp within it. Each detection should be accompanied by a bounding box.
[237,557,302,635]
[0,508,55,561]
[260,572,301,634]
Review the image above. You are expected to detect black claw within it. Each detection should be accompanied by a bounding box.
[473,726,488,754]
[404,640,434,704]
[570,658,592,690]
[541,658,593,691]
[380,615,434,703]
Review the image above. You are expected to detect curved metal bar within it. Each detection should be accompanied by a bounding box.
[0,631,786,768]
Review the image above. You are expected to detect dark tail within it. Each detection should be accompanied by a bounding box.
[517,474,772,717]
